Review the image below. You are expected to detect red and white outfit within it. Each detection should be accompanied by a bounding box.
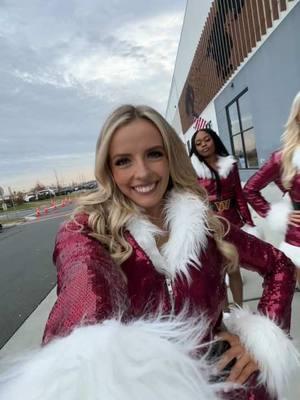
[244,149,300,269]
[0,191,298,400]
[191,155,258,236]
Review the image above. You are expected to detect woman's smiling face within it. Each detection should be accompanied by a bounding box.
[109,118,170,219]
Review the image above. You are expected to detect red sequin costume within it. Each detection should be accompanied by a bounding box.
[244,150,300,268]
[43,190,296,400]
[191,155,256,232]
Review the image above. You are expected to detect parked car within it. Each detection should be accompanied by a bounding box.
[35,189,55,200]
[24,193,36,202]
[56,186,74,196]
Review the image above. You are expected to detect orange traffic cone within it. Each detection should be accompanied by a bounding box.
[36,208,41,217]
[44,207,48,214]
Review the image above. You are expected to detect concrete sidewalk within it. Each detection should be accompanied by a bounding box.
[0,183,299,398]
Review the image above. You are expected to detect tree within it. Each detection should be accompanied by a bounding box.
[30,181,46,192]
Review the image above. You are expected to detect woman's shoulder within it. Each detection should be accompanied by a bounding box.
[269,149,282,163]
[54,213,92,249]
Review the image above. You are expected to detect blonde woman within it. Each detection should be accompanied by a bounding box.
[244,91,300,288]
[1,106,297,400]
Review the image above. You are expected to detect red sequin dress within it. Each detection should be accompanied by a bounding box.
[191,155,254,229]
[244,150,300,268]
[44,191,296,400]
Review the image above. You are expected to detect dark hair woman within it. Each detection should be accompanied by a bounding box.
[190,128,261,310]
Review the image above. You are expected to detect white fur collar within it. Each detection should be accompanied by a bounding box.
[217,156,236,178]
[126,190,209,281]
[292,147,300,170]
[190,155,236,179]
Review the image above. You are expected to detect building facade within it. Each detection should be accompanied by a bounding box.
[166,0,300,179]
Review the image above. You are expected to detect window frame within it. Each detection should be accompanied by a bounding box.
[226,88,258,170]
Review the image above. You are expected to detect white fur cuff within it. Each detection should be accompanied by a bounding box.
[0,316,223,400]
[265,201,292,235]
[225,308,300,398]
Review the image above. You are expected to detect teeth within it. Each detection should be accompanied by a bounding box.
[134,183,156,193]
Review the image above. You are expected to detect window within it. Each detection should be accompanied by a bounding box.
[226,89,258,169]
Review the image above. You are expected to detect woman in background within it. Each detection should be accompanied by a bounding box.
[244,91,300,288]
[189,128,259,310]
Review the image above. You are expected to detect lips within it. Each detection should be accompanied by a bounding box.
[133,182,157,193]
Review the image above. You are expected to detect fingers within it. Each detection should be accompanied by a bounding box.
[217,344,241,371]
[216,331,239,346]
[215,331,260,384]
[289,211,300,225]
[227,353,259,384]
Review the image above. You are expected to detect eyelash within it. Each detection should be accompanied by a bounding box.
[114,158,130,167]
[114,150,164,167]
[148,150,164,158]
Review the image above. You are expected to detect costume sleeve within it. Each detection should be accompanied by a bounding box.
[243,152,283,217]
[224,224,298,398]
[232,164,254,226]
[42,216,128,344]
[224,223,295,330]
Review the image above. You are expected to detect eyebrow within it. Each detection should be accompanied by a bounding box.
[111,145,165,161]
[196,136,209,143]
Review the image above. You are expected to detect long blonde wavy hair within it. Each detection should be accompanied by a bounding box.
[76,105,238,271]
[281,91,300,189]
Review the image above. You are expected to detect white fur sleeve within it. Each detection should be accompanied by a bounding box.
[265,200,292,235]
[225,308,300,398]
[0,316,225,400]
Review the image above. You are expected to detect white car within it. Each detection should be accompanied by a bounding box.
[24,193,36,202]
[35,189,55,200]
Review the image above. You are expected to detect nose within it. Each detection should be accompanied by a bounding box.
[134,158,151,179]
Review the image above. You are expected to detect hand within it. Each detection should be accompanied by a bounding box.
[216,331,259,384]
[288,211,300,227]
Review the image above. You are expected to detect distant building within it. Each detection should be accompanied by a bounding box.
[166,0,300,179]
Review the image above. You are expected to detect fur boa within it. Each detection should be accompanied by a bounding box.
[0,315,225,400]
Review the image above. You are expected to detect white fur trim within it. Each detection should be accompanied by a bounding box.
[265,201,292,235]
[279,241,300,268]
[126,191,209,281]
[125,217,167,276]
[162,191,209,280]
[241,224,263,240]
[292,147,300,170]
[190,154,211,179]
[190,155,236,179]
[225,308,300,398]
[0,316,224,400]
[217,156,236,179]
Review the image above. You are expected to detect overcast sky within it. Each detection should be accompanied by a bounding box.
[0,0,186,193]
